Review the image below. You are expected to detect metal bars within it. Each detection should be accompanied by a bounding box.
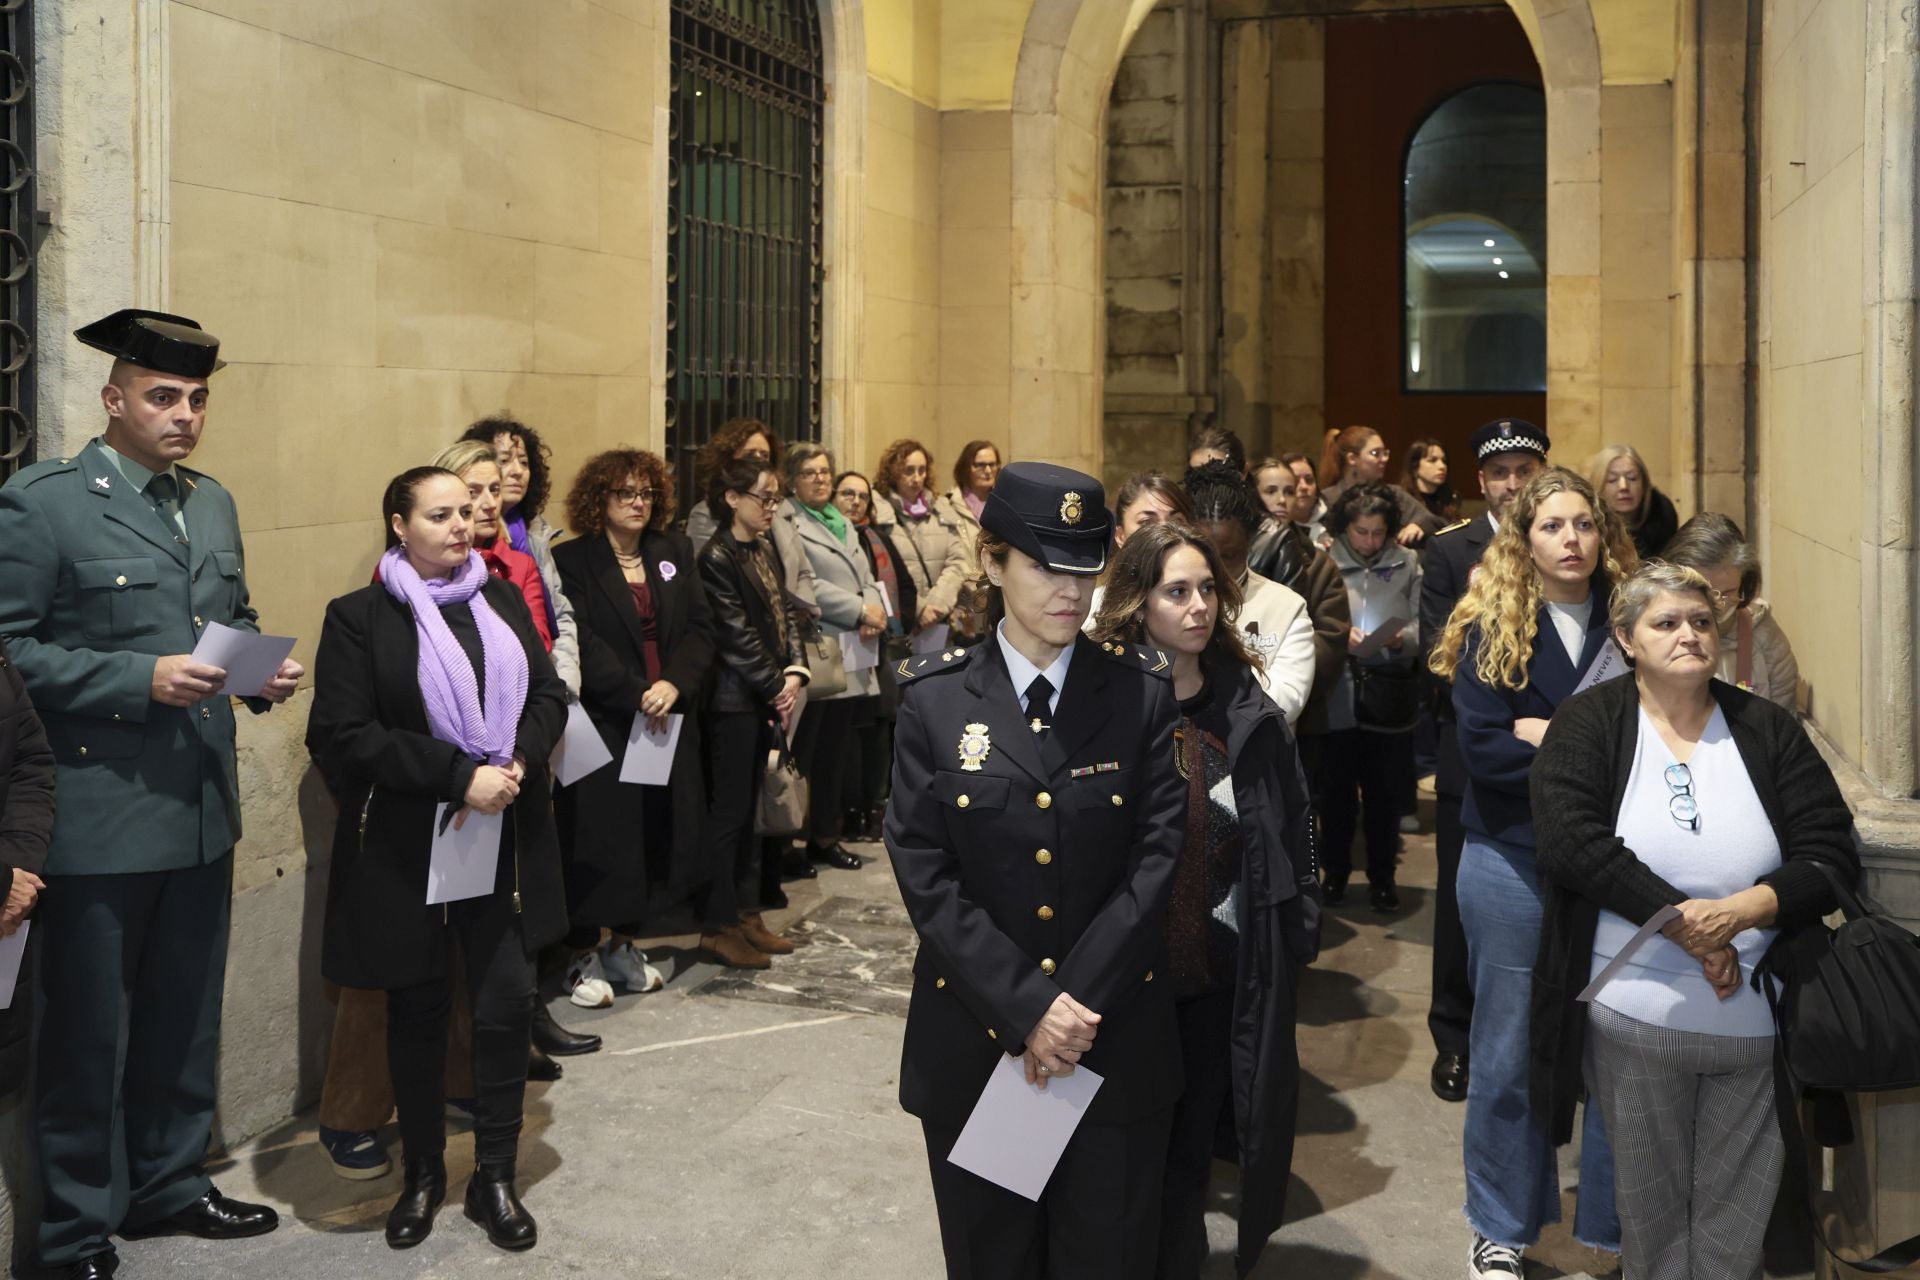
[0,0,32,480]
[667,0,822,512]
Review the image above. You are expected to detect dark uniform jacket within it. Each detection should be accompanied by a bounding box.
[552,530,714,918]
[884,633,1187,1128]
[1420,513,1493,798]
[0,642,52,1091]
[307,578,570,989]
[0,439,267,874]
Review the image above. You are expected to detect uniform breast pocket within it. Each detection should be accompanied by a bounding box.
[72,556,162,641]
[208,548,244,616]
[1065,766,1135,816]
[931,770,1010,817]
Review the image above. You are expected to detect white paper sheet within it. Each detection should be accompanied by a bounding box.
[912,623,951,655]
[0,922,28,1010]
[619,712,683,786]
[1350,615,1409,660]
[877,581,895,619]
[190,621,297,698]
[551,702,615,787]
[427,805,503,905]
[946,1055,1105,1201]
[841,631,880,672]
[1571,638,1631,697]
[1577,904,1683,1002]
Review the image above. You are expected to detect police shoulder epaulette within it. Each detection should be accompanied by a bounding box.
[1094,638,1171,678]
[1434,518,1472,537]
[894,645,975,684]
[11,455,80,487]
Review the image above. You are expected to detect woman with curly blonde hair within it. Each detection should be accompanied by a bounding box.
[1429,466,1636,1280]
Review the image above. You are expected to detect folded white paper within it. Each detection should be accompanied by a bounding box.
[1571,638,1630,697]
[841,631,880,672]
[946,1055,1104,1201]
[619,712,683,786]
[0,922,28,1010]
[1578,904,1683,1002]
[427,805,502,905]
[912,623,951,655]
[190,621,297,698]
[552,702,615,787]
[1350,615,1409,660]
[877,581,895,619]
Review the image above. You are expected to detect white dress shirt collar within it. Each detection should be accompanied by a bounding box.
[994,621,1073,715]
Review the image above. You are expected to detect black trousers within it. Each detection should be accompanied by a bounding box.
[703,710,768,924]
[387,886,533,1169]
[921,1107,1172,1280]
[34,855,234,1266]
[845,708,893,818]
[1427,791,1473,1058]
[1319,727,1412,887]
[1157,990,1237,1279]
[792,695,858,846]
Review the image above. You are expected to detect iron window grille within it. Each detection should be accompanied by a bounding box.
[0,0,32,480]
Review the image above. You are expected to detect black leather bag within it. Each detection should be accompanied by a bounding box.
[1754,861,1920,1272]
[1350,659,1421,732]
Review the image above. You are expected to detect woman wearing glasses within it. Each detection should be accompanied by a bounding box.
[1317,425,1444,547]
[1529,561,1856,1280]
[552,450,719,981]
[1660,513,1801,715]
[939,440,1003,642]
[1427,468,1633,1279]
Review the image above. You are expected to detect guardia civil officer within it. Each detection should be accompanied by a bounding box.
[1418,418,1546,1105]
[0,311,299,1279]
[884,462,1187,1280]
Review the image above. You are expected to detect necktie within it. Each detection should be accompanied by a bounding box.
[1024,674,1054,737]
[149,473,187,542]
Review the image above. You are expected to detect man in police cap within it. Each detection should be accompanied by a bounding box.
[1418,417,1547,1105]
[0,310,299,1278]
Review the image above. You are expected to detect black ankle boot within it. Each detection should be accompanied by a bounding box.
[464,1164,537,1251]
[385,1156,446,1249]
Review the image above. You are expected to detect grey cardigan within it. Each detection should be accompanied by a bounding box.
[524,514,580,695]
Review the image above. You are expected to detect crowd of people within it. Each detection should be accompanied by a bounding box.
[0,306,1863,1280]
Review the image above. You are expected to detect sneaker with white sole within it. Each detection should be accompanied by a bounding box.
[564,950,615,1008]
[318,1125,391,1180]
[601,940,664,993]
[1468,1234,1524,1279]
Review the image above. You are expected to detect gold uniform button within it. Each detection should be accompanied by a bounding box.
[201,708,212,720]
[1040,958,1056,975]
[1145,969,1154,982]
[111,713,122,722]
[1037,905,1054,921]
[114,575,128,587]
[1111,794,1124,807]
[1034,849,1052,866]
[987,1029,998,1040]
[935,977,946,989]
[194,615,203,628]
[1036,791,1052,810]
[957,795,970,809]
[77,746,88,758]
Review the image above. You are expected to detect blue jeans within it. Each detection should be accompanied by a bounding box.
[1458,836,1620,1251]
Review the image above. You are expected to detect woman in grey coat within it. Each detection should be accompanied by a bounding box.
[870,437,970,642]
[785,443,884,871]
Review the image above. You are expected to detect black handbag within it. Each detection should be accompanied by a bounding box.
[1754,861,1920,1272]
[1350,659,1421,732]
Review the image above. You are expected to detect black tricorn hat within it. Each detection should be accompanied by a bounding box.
[980,461,1113,576]
[73,309,225,378]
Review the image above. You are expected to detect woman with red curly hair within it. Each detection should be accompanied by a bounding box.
[552,450,721,990]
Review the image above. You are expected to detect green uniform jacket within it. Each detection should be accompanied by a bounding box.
[0,439,263,875]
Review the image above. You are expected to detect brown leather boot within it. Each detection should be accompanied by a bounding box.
[700,925,772,970]
[739,913,796,955]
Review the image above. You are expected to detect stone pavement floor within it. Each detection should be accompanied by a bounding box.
[119,814,1817,1278]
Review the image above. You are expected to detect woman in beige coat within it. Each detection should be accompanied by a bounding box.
[870,437,970,643]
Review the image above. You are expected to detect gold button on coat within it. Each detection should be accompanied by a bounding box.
[1037,905,1054,921]
[957,795,970,809]
[1036,791,1052,809]
[1034,849,1052,865]
[935,978,946,989]
[1144,970,1154,982]
[114,575,127,587]
[1040,958,1056,975]
[1111,794,1124,807]
[77,746,88,757]
[987,1029,997,1040]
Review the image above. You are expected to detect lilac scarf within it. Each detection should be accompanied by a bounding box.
[504,509,531,557]
[380,546,529,766]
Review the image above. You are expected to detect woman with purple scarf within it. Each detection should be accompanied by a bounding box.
[308,467,569,1254]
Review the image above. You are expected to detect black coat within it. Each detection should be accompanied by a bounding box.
[1528,674,1857,1142]
[1631,488,1680,561]
[884,635,1187,1129]
[1419,513,1493,798]
[307,578,570,989]
[0,641,51,1092]
[1206,658,1319,1275]
[698,530,809,715]
[552,530,714,921]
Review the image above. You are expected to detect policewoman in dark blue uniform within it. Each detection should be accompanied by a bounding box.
[884,462,1187,1280]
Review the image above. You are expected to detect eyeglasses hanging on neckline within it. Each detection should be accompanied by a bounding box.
[1665,762,1699,831]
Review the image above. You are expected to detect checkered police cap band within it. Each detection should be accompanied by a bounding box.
[1476,431,1548,461]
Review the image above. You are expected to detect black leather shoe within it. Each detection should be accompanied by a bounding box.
[527,1042,563,1082]
[384,1156,446,1249]
[122,1188,279,1240]
[1369,884,1401,913]
[1322,877,1348,906]
[1431,1052,1469,1103]
[778,848,818,880]
[51,1253,117,1280]
[531,1002,600,1057]
[809,842,864,871]
[464,1166,537,1251]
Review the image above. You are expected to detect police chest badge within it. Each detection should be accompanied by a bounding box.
[1059,491,1084,526]
[957,722,993,772]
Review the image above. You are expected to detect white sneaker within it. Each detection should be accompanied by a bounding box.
[565,951,615,1008]
[1468,1234,1525,1279]
[602,940,665,993]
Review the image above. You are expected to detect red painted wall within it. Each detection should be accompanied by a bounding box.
[1323,8,1544,488]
